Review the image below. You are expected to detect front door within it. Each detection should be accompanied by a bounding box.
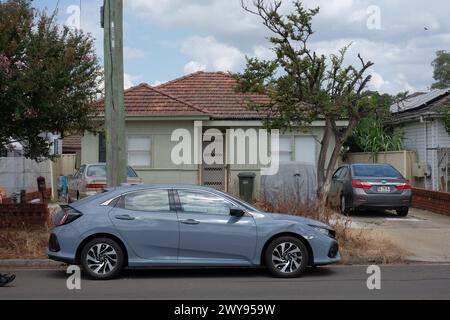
[202,130,227,191]
[175,189,257,266]
[109,189,179,264]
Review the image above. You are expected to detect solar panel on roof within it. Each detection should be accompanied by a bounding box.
[390,88,450,113]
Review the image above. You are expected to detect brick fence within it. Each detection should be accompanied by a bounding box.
[0,190,52,204]
[412,188,450,216]
[0,203,50,229]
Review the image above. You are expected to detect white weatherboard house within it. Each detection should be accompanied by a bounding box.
[389,88,450,191]
[80,72,346,197]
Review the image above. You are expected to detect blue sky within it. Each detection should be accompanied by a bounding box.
[33,0,450,94]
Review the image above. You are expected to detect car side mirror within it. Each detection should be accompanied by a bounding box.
[230,207,245,218]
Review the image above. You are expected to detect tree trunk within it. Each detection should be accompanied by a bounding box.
[316,119,332,201]
[316,119,357,214]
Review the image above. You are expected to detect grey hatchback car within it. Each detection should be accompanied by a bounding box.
[328,164,412,216]
[49,184,340,280]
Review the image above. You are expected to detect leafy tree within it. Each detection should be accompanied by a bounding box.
[431,50,450,89]
[0,0,102,160]
[345,93,404,154]
[235,0,377,204]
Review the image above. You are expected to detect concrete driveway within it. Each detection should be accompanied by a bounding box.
[349,208,450,263]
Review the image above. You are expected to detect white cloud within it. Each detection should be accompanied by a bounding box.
[151,80,167,86]
[127,0,259,36]
[370,71,389,91]
[253,45,276,61]
[125,0,450,94]
[184,61,206,74]
[124,73,142,89]
[181,36,245,72]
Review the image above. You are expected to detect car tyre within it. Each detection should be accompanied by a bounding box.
[81,238,125,280]
[340,195,350,216]
[396,207,409,217]
[265,236,309,278]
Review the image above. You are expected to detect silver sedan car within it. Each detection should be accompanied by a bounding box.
[328,163,412,216]
[67,163,142,202]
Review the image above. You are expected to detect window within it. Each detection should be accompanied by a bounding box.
[294,136,316,164]
[333,168,343,180]
[98,132,106,163]
[339,167,348,179]
[278,135,316,164]
[352,165,403,178]
[75,165,86,179]
[86,164,138,178]
[177,190,233,215]
[127,136,151,167]
[279,136,293,162]
[87,165,106,177]
[123,190,171,212]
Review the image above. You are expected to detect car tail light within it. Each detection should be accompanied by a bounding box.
[54,206,83,227]
[352,180,372,190]
[395,181,412,190]
[86,183,107,189]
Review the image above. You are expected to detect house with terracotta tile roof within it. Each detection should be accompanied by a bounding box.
[80,71,347,196]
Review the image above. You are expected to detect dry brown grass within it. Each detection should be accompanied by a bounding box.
[0,228,50,259]
[0,202,406,264]
[255,199,406,264]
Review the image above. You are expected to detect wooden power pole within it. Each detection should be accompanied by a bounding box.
[103,0,127,187]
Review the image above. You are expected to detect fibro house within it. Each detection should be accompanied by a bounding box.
[81,72,346,195]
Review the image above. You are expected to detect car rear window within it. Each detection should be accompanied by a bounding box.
[352,165,402,178]
[87,165,106,177]
[86,165,139,178]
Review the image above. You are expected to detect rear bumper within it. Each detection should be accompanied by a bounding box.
[352,189,412,209]
[48,252,76,265]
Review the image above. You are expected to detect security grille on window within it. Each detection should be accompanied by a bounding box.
[127,137,151,167]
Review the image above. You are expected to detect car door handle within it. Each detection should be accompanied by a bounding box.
[115,214,135,221]
[180,219,200,225]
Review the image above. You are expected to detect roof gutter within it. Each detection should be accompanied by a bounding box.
[385,111,442,125]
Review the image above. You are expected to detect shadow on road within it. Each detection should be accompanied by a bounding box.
[44,265,336,281]
[348,209,399,219]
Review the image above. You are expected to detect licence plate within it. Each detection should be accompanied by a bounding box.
[377,186,391,193]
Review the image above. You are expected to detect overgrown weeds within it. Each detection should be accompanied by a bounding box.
[0,227,50,259]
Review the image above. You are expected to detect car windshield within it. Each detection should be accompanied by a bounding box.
[352,165,403,178]
[86,165,138,178]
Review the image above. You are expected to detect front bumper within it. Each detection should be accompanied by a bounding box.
[308,233,342,266]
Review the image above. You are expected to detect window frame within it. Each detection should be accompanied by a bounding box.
[127,135,153,168]
[279,135,294,162]
[75,165,86,179]
[333,167,344,180]
[278,134,317,163]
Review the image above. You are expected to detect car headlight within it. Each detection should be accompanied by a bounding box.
[309,225,335,238]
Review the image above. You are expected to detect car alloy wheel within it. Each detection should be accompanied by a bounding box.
[272,242,303,274]
[86,243,118,275]
[265,236,308,278]
[81,238,124,280]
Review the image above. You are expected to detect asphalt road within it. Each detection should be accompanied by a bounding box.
[1,264,449,300]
